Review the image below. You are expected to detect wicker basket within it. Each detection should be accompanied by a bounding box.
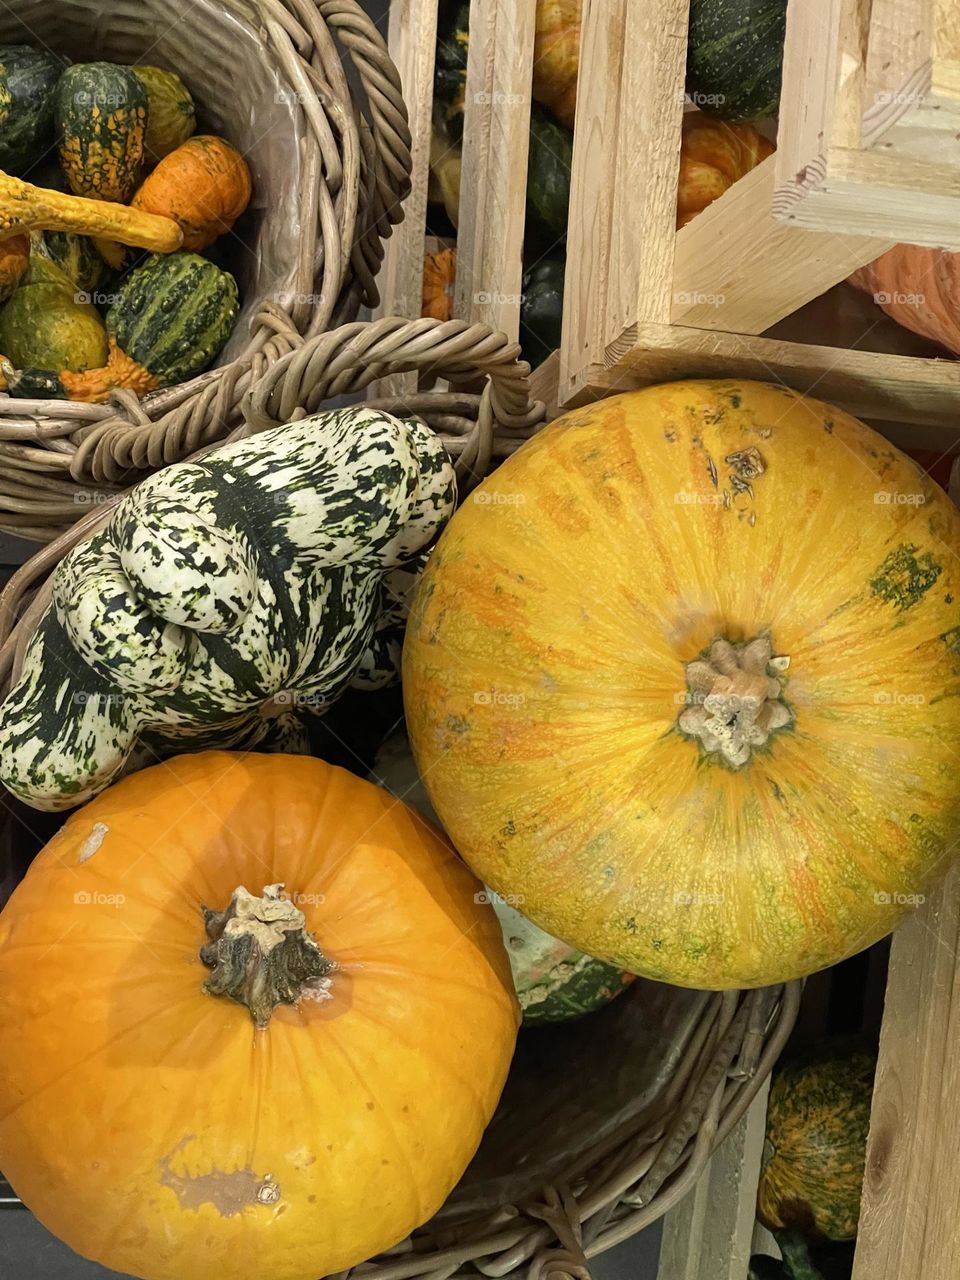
[0,315,800,1275]
[0,0,413,542]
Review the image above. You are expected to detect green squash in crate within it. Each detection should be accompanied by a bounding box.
[685,0,787,122]
[526,105,572,244]
[758,1045,876,1242]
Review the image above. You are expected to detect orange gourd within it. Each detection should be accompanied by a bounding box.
[403,380,960,990]
[0,751,519,1280]
[131,135,252,251]
[532,0,581,130]
[849,244,960,356]
[677,112,774,227]
[0,230,28,300]
[422,244,456,320]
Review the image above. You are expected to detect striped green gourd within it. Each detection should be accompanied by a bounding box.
[0,408,456,811]
[105,251,239,385]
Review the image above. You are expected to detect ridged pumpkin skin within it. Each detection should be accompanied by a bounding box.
[849,244,960,357]
[758,1049,875,1240]
[678,112,774,227]
[132,65,197,164]
[404,380,960,989]
[132,134,252,251]
[0,751,519,1280]
[56,62,147,202]
[105,250,239,384]
[532,0,580,129]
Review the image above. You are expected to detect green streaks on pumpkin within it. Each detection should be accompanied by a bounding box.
[870,544,942,611]
[940,623,960,659]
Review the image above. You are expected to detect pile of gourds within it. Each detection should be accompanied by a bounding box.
[1,365,959,1276]
[0,47,251,401]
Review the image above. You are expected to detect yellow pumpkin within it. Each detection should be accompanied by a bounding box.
[403,380,960,990]
[0,751,518,1280]
[532,0,581,129]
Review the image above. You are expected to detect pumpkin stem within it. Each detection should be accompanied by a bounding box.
[200,883,334,1027]
[678,636,791,767]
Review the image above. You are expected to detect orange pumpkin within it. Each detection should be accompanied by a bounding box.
[403,380,960,990]
[0,752,518,1280]
[677,112,774,227]
[131,135,252,251]
[0,230,28,301]
[849,244,960,356]
[422,243,456,320]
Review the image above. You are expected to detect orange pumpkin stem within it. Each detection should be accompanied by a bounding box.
[679,636,792,767]
[200,883,334,1027]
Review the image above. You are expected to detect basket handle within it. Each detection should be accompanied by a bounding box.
[239,316,546,437]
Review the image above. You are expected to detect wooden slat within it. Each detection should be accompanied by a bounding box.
[371,0,439,396]
[453,0,535,339]
[562,320,960,439]
[775,0,960,245]
[852,866,960,1280]
[671,157,890,334]
[559,0,689,406]
[657,1082,771,1280]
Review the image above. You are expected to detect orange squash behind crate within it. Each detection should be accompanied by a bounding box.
[677,112,774,228]
[849,244,960,357]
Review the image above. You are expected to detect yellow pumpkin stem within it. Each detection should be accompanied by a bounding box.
[679,636,792,767]
[200,883,335,1028]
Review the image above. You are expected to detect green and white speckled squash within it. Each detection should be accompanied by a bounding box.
[0,407,456,811]
[492,895,635,1024]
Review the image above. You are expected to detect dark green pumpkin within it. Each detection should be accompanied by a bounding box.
[55,62,147,202]
[526,105,572,245]
[434,0,470,145]
[686,0,787,122]
[758,1045,875,1243]
[0,45,66,175]
[520,256,564,369]
[105,252,239,386]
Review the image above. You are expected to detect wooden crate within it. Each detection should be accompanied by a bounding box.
[377,0,960,441]
[376,2,960,1277]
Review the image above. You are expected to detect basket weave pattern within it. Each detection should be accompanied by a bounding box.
[0,0,413,541]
